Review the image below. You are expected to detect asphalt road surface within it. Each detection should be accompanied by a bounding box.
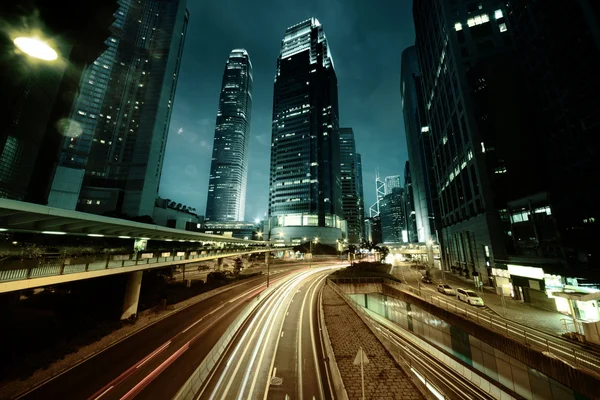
[18,265,312,400]
[199,266,337,400]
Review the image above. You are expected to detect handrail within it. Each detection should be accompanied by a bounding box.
[0,247,293,286]
[329,276,600,376]
[327,279,507,400]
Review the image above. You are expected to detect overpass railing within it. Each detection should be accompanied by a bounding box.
[331,277,600,376]
[0,247,279,284]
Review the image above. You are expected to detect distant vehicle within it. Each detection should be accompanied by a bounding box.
[456,288,484,306]
[421,275,432,284]
[437,284,456,295]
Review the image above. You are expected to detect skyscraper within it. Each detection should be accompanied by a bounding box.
[380,187,406,243]
[355,153,365,242]
[401,46,439,245]
[48,0,189,218]
[384,175,401,195]
[205,49,253,222]
[0,0,117,203]
[403,161,418,243]
[267,18,344,244]
[413,0,534,284]
[339,128,360,243]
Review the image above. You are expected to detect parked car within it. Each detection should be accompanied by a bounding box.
[421,275,433,284]
[456,288,485,306]
[437,283,456,295]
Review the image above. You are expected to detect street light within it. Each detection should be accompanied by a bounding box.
[13,37,58,61]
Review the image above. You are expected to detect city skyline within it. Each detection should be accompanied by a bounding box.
[160,0,415,221]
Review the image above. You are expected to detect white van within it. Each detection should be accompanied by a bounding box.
[456,288,484,306]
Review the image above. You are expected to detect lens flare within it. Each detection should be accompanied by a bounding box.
[13,37,58,61]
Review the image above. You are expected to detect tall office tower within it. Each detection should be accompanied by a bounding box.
[384,175,401,195]
[48,0,130,209]
[414,0,534,285]
[0,1,117,203]
[49,0,189,218]
[380,187,406,243]
[205,49,253,222]
[403,161,418,243]
[505,1,600,275]
[401,46,439,245]
[267,18,344,244]
[355,153,365,242]
[339,128,360,243]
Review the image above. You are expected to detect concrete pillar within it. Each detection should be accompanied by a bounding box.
[121,270,143,320]
[216,257,223,270]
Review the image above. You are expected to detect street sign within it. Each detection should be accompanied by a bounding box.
[353,347,370,365]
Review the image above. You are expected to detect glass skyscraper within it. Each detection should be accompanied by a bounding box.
[267,18,344,244]
[205,49,253,222]
[48,0,189,218]
[339,128,361,244]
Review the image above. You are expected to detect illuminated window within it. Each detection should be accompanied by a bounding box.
[495,9,503,19]
[499,23,507,32]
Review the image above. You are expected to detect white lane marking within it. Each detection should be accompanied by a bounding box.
[297,275,327,400]
[94,386,113,400]
[309,275,328,400]
[261,267,338,400]
[210,271,310,400]
[242,270,328,398]
[252,270,326,399]
[136,341,171,369]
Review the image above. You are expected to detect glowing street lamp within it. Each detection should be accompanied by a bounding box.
[13,37,58,61]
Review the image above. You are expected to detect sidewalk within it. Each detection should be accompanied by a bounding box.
[431,269,567,336]
[322,284,425,400]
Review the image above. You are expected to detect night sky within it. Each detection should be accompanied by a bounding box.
[159,0,415,221]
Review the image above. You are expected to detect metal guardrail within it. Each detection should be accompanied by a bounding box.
[327,279,505,400]
[381,280,600,376]
[0,248,279,284]
[331,276,600,377]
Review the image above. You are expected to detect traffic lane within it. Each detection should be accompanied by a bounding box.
[132,271,303,400]
[200,269,323,400]
[266,273,322,399]
[100,284,266,400]
[20,271,295,400]
[265,271,332,400]
[308,277,332,400]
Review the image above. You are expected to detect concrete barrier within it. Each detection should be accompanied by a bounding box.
[173,280,284,400]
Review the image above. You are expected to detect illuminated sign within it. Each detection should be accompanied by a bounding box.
[507,264,544,280]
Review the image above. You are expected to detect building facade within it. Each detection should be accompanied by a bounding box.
[339,128,361,243]
[267,18,344,244]
[205,49,253,223]
[355,153,365,242]
[401,46,439,245]
[413,0,535,285]
[384,175,401,195]
[403,161,418,243]
[380,187,406,243]
[49,0,189,218]
[505,0,600,275]
[0,0,117,203]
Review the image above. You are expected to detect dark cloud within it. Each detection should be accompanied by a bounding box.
[160,0,415,219]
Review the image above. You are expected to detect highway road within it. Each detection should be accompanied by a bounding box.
[199,267,336,400]
[18,264,317,400]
